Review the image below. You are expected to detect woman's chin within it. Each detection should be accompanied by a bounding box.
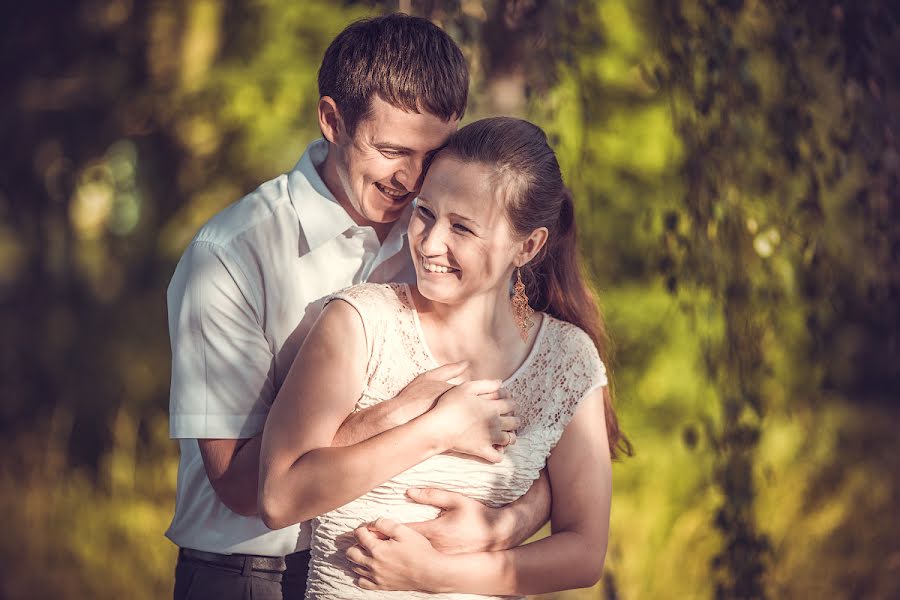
[414,277,460,303]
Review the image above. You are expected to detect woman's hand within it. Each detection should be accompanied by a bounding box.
[434,380,519,463]
[389,361,469,425]
[346,518,448,592]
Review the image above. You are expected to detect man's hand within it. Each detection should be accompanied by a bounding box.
[402,487,510,554]
[403,472,552,554]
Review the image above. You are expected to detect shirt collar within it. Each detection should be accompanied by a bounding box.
[286,139,356,253]
[383,201,413,252]
[286,138,412,254]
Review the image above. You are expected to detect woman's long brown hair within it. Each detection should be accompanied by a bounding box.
[439,117,631,458]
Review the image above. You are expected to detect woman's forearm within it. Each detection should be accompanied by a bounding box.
[259,409,449,529]
[331,398,414,447]
[431,531,606,596]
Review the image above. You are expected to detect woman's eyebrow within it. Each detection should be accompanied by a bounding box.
[416,198,478,226]
[449,212,478,226]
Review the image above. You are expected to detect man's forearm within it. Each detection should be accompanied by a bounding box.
[199,435,262,516]
[490,469,552,550]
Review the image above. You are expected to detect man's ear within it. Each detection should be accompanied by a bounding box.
[514,227,549,268]
[318,96,344,144]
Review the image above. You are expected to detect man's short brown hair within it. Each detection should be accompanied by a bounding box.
[318,13,468,135]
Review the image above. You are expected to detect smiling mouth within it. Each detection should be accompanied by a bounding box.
[421,256,460,274]
[375,181,410,202]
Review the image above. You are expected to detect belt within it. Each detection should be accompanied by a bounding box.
[179,547,308,576]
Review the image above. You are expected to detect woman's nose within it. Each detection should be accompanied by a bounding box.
[420,222,448,256]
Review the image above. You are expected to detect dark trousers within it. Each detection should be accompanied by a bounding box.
[174,549,310,600]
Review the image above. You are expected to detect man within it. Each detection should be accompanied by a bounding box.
[166,13,550,600]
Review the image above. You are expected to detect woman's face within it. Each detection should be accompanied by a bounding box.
[408,156,522,306]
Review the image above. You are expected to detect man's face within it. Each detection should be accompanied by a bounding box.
[331,95,459,227]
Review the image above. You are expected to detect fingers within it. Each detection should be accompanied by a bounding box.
[346,544,372,568]
[357,576,378,590]
[425,361,469,382]
[491,428,517,447]
[352,565,371,578]
[478,388,514,402]
[497,388,516,413]
[480,392,518,422]
[473,445,505,464]
[402,520,433,539]
[484,447,505,464]
[370,517,409,541]
[363,525,390,541]
[494,399,517,416]
[354,524,381,551]
[406,487,459,510]
[499,415,521,433]
[491,428,508,446]
[461,379,503,395]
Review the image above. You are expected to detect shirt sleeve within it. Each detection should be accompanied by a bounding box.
[167,241,274,439]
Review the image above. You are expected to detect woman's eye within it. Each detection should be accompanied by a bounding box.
[452,223,471,234]
[417,206,434,219]
[381,150,403,159]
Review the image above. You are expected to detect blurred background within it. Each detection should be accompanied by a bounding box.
[2,0,898,598]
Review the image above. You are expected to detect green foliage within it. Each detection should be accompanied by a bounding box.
[646,1,900,598]
[0,410,177,599]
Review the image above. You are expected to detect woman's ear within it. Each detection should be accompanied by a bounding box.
[514,227,549,268]
[317,96,344,144]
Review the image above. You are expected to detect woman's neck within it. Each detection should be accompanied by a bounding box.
[412,283,539,380]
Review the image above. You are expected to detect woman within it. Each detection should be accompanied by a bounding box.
[260,117,627,598]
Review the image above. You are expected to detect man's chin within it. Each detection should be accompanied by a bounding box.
[363,204,410,226]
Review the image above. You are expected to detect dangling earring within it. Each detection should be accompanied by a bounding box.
[512,267,534,342]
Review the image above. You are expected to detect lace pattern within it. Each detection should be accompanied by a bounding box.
[307,283,607,600]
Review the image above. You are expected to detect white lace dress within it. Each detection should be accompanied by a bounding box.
[303,283,607,600]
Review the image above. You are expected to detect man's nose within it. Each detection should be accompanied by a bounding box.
[394,155,426,192]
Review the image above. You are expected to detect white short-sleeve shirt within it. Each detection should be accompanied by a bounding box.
[165,139,416,556]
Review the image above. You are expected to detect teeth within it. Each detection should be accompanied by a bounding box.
[376,183,406,198]
[422,258,456,274]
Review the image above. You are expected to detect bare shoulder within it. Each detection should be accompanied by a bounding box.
[317,295,367,338]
